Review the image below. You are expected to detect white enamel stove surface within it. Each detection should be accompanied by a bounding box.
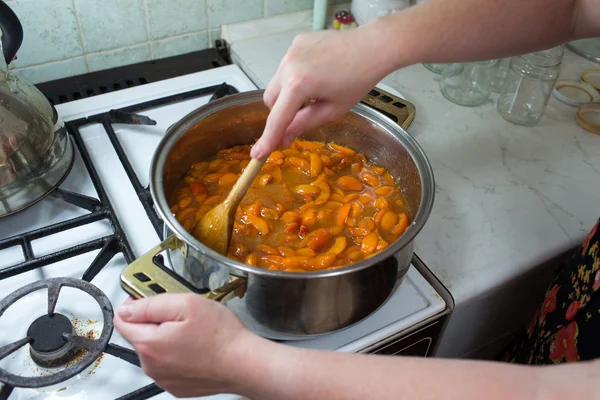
[0,64,444,400]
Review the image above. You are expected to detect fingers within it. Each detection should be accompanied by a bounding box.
[263,71,281,109]
[280,133,297,148]
[284,101,342,139]
[116,294,192,324]
[251,86,305,159]
[113,315,160,343]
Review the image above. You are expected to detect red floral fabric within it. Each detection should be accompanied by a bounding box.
[549,321,579,363]
[502,218,600,364]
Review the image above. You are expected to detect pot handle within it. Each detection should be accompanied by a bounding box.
[360,87,416,130]
[0,1,23,65]
[120,235,246,302]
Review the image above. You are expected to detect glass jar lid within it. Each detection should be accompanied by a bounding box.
[552,81,600,106]
[581,68,600,91]
[575,102,600,135]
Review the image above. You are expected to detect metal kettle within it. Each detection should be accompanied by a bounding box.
[0,0,74,217]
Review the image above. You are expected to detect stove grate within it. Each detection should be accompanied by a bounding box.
[0,120,135,281]
[85,82,239,238]
[0,122,162,400]
[0,81,241,400]
[0,278,115,388]
[0,83,238,400]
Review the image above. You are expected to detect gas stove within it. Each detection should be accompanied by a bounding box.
[0,50,452,400]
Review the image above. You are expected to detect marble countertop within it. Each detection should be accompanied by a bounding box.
[378,54,600,299]
[224,12,600,312]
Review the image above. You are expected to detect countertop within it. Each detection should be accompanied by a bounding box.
[222,9,600,357]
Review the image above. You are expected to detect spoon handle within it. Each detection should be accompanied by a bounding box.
[224,157,266,209]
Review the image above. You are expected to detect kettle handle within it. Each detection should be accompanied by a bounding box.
[0,0,23,65]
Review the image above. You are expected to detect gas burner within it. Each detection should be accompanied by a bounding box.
[27,313,78,368]
[0,278,113,388]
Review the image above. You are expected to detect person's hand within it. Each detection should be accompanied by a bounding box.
[251,26,391,159]
[113,294,256,398]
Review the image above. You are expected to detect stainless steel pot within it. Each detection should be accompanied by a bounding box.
[0,1,74,217]
[121,88,435,340]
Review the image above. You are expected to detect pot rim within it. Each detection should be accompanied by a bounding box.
[149,90,435,279]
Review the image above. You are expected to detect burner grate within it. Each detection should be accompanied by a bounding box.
[0,278,114,388]
[0,81,240,400]
[0,121,135,280]
[85,82,239,238]
[0,122,162,400]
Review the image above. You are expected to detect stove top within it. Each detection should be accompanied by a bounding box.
[0,60,448,400]
[0,123,162,399]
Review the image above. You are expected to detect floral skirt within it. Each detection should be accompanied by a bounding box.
[501,219,600,364]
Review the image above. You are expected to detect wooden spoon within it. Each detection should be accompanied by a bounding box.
[193,157,267,256]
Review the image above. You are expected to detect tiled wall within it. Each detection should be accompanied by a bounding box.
[4,0,343,84]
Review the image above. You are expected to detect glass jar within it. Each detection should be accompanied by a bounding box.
[497,47,564,126]
[439,60,499,106]
[423,63,445,74]
[492,58,511,93]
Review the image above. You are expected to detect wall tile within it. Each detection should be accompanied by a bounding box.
[146,0,208,40]
[5,0,305,83]
[209,29,221,46]
[15,57,87,84]
[151,32,209,60]
[264,0,312,17]
[207,0,263,29]
[8,0,83,68]
[86,44,150,72]
[75,0,147,53]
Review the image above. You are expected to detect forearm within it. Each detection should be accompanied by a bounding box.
[232,335,597,400]
[361,0,598,75]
